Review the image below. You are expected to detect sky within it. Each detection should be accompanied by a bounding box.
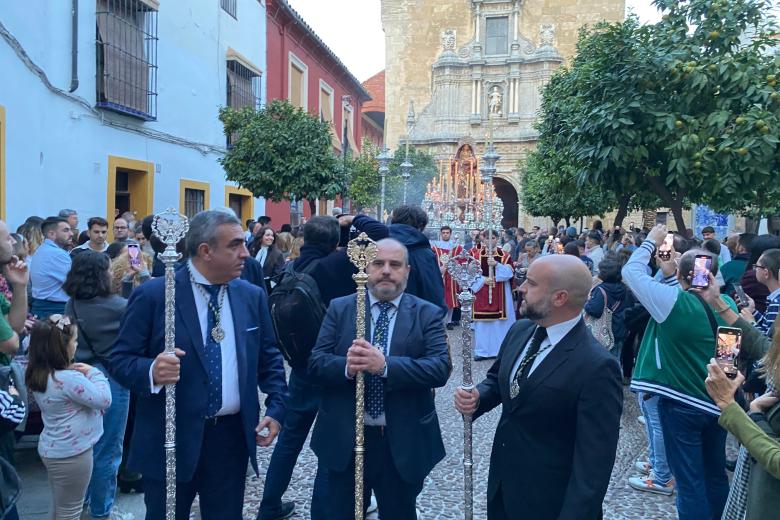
[286,0,664,82]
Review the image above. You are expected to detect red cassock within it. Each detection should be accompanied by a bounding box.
[469,245,512,321]
[432,244,463,309]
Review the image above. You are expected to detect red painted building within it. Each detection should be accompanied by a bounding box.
[361,70,385,148]
[265,0,371,226]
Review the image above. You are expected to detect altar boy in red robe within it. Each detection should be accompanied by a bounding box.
[468,230,515,360]
[432,226,462,329]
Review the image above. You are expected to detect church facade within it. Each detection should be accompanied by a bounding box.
[382,0,625,227]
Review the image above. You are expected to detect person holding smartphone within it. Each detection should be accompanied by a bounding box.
[623,225,739,519]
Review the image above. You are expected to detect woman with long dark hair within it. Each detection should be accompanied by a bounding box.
[26,315,111,519]
[62,251,129,519]
[249,226,284,292]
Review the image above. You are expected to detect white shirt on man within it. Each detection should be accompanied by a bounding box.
[345,291,403,426]
[149,260,239,416]
[508,315,582,386]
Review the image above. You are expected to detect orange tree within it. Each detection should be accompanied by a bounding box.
[219,100,344,215]
[537,0,779,234]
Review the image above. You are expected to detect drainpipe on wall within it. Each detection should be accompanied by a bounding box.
[68,0,79,92]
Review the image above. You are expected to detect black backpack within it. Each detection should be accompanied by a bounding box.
[268,260,327,369]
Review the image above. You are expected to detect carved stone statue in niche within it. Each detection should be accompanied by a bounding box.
[540,24,555,47]
[441,29,456,51]
[488,86,503,116]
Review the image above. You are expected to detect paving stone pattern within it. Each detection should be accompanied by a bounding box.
[241,330,680,520]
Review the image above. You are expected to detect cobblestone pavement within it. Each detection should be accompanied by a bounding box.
[241,329,680,520]
[18,329,681,519]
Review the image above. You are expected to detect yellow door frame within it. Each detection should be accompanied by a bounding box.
[107,155,155,241]
[224,185,254,223]
[0,106,6,221]
[179,180,211,216]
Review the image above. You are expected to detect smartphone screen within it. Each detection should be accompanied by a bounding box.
[733,284,748,308]
[556,243,564,254]
[127,244,141,267]
[659,232,674,260]
[691,255,713,288]
[716,327,742,379]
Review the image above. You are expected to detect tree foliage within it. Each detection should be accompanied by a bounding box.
[345,138,381,211]
[384,147,437,213]
[219,100,344,214]
[520,144,618,226]
[536,0,780,233]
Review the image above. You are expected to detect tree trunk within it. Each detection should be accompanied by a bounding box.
[669,198,687,235]
[613,195,630,229]
[647,176,688,235]
[307,198,316,217]
[565,216,571,227]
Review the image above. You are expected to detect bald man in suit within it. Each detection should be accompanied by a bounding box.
[456,255,623,520]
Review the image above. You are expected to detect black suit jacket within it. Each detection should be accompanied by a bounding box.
[308,292,450,484]
[475,319,623,520]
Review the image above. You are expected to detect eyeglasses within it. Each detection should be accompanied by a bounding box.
[114,226,128,230]
[754,264,768,271]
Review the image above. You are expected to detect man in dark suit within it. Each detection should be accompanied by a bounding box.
[455,255,623,520]
[110,210,288,520]
[308,238,450,520]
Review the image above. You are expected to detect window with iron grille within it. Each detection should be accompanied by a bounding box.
[95,0,159,120]
[485,17,509,56]
[226,59,261,146]
[221,0,237,18]
[184,189,205,219]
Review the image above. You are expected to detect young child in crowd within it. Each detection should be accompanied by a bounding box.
[25,315,111,520]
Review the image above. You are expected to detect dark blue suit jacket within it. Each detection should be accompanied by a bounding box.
[308,291,450,484]
[109,267,288,482]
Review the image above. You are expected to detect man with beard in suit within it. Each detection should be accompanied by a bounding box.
[455,254,623,520]
[308,238,450,519]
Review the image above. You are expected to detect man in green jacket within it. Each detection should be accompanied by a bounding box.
[624,224,737,520]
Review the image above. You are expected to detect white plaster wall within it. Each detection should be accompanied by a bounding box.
[1,0,267,228]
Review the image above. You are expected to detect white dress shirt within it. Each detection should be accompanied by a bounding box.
[509,315,582,386]
[150,260,240,416]
[346,291,403,426]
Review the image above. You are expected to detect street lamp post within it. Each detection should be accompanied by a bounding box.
[400,156,413,205]
[401,101,416,205]
[377,147,392,219]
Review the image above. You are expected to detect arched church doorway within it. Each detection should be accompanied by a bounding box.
[493,177,518,229]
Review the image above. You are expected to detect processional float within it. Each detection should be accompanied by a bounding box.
[151,208,189,520]
[346,232,378,520]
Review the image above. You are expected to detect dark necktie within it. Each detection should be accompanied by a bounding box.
[203,284,223,418]
[366,301,393,419]
[513,326,548,383]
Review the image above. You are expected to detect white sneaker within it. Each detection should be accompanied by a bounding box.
[634,460,652,475]
[628,472,674,496]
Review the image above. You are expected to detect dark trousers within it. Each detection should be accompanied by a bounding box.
[30,298,65,319]
[260,370,328,519]
[658,398,729,520]
[328,426,423,520]
[143,414,248,520]
[487,487,510,520]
